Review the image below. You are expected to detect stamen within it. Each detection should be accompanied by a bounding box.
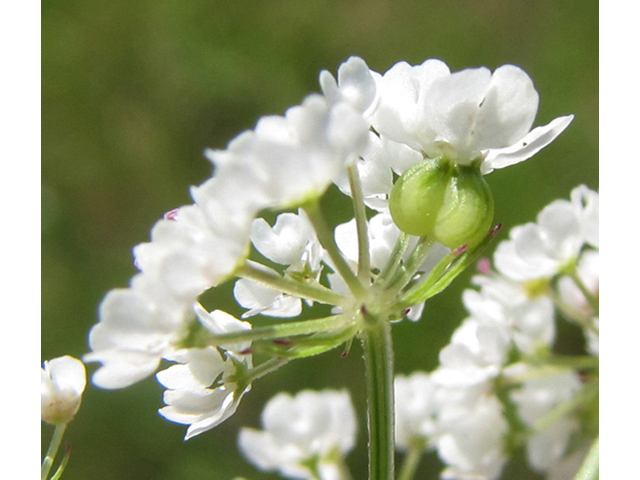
[477,258,491,275]
[163,208,180,221]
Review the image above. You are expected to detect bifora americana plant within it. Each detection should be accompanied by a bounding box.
[42,57,598,480]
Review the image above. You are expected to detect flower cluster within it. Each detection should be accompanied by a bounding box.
[83,55,574,445]
[394,186,599,479]
[239,389,357,480]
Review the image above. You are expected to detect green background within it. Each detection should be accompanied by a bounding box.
[42,0,598,479]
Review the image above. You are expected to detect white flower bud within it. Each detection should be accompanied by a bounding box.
[41,356,87,425]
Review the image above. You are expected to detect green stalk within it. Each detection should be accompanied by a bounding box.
[304,201,366,298]
[574,437,599,480]
[347,163,371,284]
[561,263,599,316]
[41,423,67,480]
[397,440,426,480]
[238,261,346,307]
[386,237,434,295]
[206,315,347,347]
[361,315,395,480]
[375,232,411,288]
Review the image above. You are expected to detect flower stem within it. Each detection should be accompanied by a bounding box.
[41,423,67,480]
[245,357,290,383]
[238,261,346,307]
[361,313,395,480]
[375,232,411,288]
[347,163,371,284]
[397,440,426,480]
[562,264,599,316]
[304,201,366,298]
[574,436,599,480]
[206,315,349,347]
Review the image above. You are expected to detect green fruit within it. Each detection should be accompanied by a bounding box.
[389,158,494,248]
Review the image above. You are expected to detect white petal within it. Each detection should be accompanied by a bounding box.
[474,64,539,150]
[482,115,574,173]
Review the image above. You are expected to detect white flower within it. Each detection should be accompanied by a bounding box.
[85,282,188,389]
[557,249,599,319]
[464,274,556,354]
[436,395,508,480]
[394,372,438,451]
[234,274,303,318]
[238,389,357,480]
[431,318,510,394]
[250,211,323,274]
[370,59,573,172]
[319,56,378,115]
[233,211,324,318]
[41,356,87,425]
[134,204,250,299]
[157,347,248,440]
[494,186,598,282]
[202,94,369,212]
[156,307,252,440]
[509,367,583,472]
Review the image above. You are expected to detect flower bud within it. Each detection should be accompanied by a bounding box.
[389,158,494,248]
[41,356,87,425]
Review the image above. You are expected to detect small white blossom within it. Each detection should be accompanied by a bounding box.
[250,211,323,273]
[234,275,303,318]
[509,367,583,472]
[238,390,357,480]
[157,307,252,440]
[319,56,378,115]
[465,274,556,354]
[394,372,438,451]
[370,59,573,172]
[494,186,598,282]
[85,281,188,389]
[41,356,87,425]
[436,395,508,480]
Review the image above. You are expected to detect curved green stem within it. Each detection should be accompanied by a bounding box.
[361,315,395,480]
[245,357,290,383]
[238,261,346,307]
[41,423,67,480]
[206,315,348,347]
[561,263,599,316]
[574,437,599,480]
[304,201,366,298]
[397,440,426,480]
[375,232,411,288]
[347,163,371,284]
[386,237,434,295]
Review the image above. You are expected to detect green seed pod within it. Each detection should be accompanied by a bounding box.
[389,159,494,248]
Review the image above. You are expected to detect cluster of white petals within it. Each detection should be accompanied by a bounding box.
[82,55,577,448]
[394,186,598,479]
[508,366,583,472]
[41,355,87,425]
[239,390,357,480]
[494,185,598,281]
[156,305,252,440]
[85,62,372,390]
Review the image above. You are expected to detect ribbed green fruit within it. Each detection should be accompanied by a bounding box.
[389,158,494,248]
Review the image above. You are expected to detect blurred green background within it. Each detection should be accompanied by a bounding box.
[42,0,598,479]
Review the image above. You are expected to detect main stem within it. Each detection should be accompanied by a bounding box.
[362,317,395,480]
